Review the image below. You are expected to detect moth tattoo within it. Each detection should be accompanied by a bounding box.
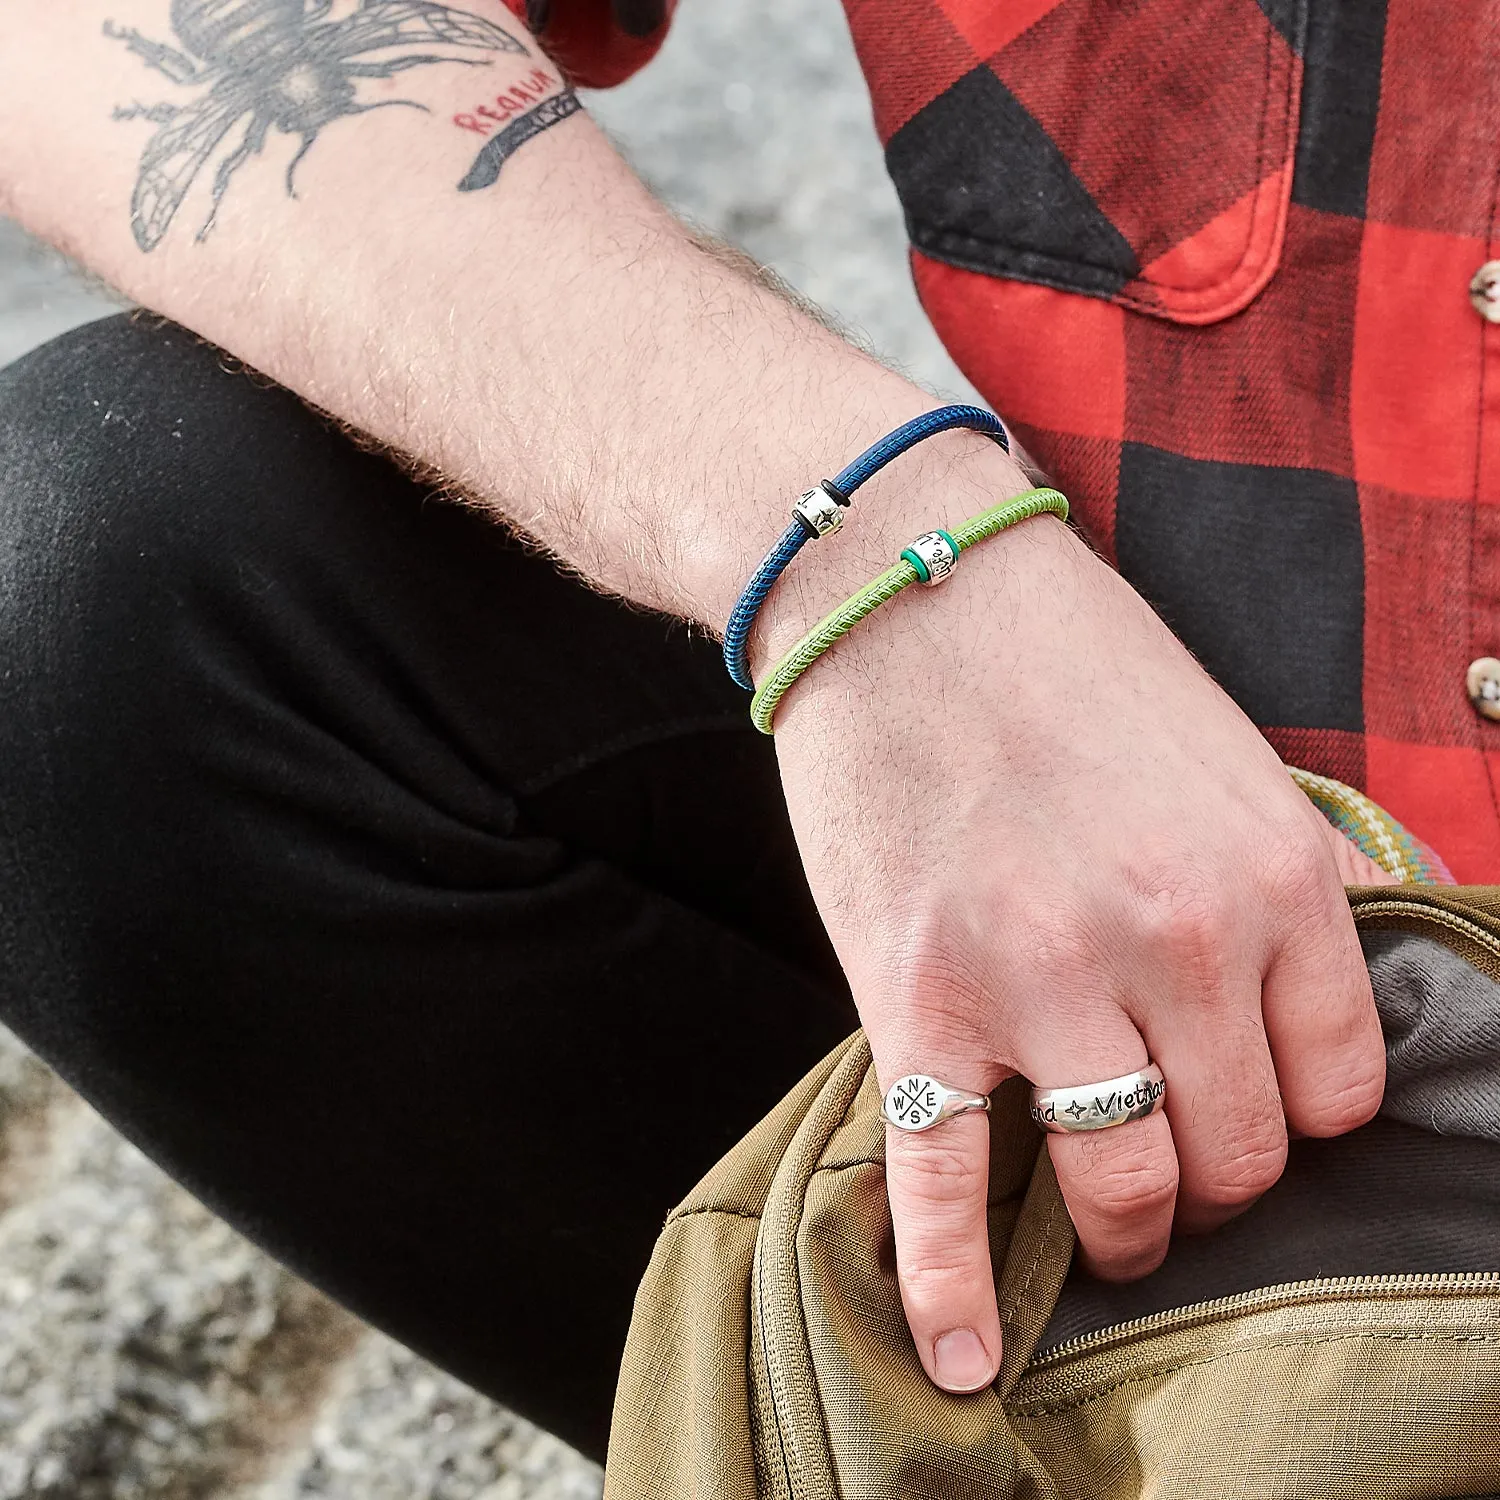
[108,0,535,251]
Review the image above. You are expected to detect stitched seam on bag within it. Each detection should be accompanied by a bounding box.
[806,1070,869,1492]
[668,1204,764,1225]
[999,1188,1064,1327]
[811,1157,880,1174]
[1008,1328,1500,1416]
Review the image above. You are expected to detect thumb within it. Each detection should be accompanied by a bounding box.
[1318,820,1398,887]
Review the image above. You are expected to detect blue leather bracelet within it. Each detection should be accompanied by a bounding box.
[721,405,1010,689]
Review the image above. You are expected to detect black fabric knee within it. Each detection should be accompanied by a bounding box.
[0,315,852,1459]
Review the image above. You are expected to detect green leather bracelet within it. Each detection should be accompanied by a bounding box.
[749,487,1069,734]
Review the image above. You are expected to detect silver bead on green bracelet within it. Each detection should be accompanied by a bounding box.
[900,529,960,585]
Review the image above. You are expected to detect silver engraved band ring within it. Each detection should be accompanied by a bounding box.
[1029,1063,1167,1135]
[882,1074,992,1133]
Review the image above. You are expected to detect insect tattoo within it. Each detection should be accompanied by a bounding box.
[108,1,582,252]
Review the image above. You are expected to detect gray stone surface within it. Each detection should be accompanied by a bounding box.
[0,221,122,375]
[0,1,961,1494]
[583,0,977,400]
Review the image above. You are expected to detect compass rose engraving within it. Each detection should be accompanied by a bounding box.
[888,1074,941,1129]
[884,1074,990,1132]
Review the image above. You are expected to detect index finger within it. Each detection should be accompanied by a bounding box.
[883,1072,1004,1393]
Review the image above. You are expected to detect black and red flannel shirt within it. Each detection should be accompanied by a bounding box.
[533,0,1500,884]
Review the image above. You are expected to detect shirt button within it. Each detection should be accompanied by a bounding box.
[1471,262,1500,322]
[1469,656,1500,720]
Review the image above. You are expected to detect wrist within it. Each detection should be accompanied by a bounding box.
[743,439,1045,679]
[761,488,1084,746]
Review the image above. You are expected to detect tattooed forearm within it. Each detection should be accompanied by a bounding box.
[450,58,580,189]
[458,88,579,191]
[108,0,552,252]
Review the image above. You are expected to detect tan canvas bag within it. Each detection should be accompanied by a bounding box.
[606,885,1500,1499]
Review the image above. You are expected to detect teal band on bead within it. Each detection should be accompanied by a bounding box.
[899,546,931,582]
[937,528,958,555]
[749,487,1069,734]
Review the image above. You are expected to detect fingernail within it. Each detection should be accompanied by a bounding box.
[933,1329,994,1392]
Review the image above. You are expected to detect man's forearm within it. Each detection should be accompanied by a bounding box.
[0,0,1030,664]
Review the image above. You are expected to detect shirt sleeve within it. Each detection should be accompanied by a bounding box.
[502,0,676,90]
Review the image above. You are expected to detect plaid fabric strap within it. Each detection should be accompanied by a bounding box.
[1291,767,1454,885]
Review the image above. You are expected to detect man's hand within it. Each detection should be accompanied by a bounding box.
[766,500,1387,1393]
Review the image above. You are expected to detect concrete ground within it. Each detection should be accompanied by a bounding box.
[0,3,972,1495]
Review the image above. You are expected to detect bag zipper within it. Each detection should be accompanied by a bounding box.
[1029,1271,1500,1368]
[752,1229,798,1500]
[1350,892,1500,978]
[751,1037,874,1500]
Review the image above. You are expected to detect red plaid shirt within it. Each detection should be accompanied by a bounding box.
[503,0,672,87]
[537,0,1500,883]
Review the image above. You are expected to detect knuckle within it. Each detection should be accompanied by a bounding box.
[1087,1232,1170,1284]
[899,1255,990,1305]
[1325,962,1379,1043]
[1195,1133,1288,1209]
[1294,1061,1384,1136]
[1014,900,1099,993]
[1075,1137,1179,1223]
[890,1136,989,1211]
[1130,877,1234,984]
[1296,919,1378,1031]
[1259,828,1336,914]
[880,909,990,1024]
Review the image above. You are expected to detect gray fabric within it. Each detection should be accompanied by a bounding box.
[1365,930,1500,1143]
[1040,929,1500,1351]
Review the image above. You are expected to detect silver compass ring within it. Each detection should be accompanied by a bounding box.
[1029,1064,1167,1134]
[882,1074,992,1133]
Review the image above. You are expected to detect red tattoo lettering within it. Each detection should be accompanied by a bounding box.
[452,68,557,136]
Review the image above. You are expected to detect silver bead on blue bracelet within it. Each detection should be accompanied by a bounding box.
[720,405,1010,690]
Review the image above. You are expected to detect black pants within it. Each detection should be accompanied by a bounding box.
[0,315,855,1461]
